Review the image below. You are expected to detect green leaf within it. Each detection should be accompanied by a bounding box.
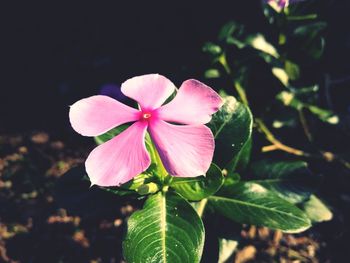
[203,42,222,55]
[221,173,241,189]
[204,69,221,79]
[217,21,245,48]
[94,124,129,145]
[272,67,289,86]
[287,14,318,21]
[218,238,239,263]
[276,91,339,125]
[294,22,327,37]
[101,168,161,196]
[293,22,327,59]
[219,21,242,41]
[208,96,253,173]
[120,172,154,190]
[307,105,339,124]
[209,182,311,233]
[233,137,252,172]
[307,37,325,59]
[123,191,205,263]
[285,60,300,81]
[102,187,135,196]
[170,164,224,201]
[247,34,279,58]
[302,195,333,223]
[248,160,318,204]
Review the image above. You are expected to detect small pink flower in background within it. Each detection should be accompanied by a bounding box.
[69,74,222,186]
[264,0,305,12]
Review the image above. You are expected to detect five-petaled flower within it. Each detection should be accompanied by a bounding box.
[69,74,223,186]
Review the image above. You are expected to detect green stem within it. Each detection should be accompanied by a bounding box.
[196,199,208,218]
[256,118,307,157]
[287,14,318,21]
[218,54,231,74]
[298,109,313,142]
[234,81,249,106]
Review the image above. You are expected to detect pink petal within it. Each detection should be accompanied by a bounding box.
[85,121,150,186]
[157,79,223,125]
[121,74,176,110]
[69,95,139,136]
[148,120,214,177]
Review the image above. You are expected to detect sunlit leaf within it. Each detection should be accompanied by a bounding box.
[247,34,279,58]
[123,191,205,263]
[218,238,239,263]
[302,195,333,223]
[272,67,289,86]
[308,105,339,124]
[209,182,311,233]
[208,96,253,173]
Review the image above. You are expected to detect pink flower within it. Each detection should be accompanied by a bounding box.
[263,0,305,11]
[69,74,223,186]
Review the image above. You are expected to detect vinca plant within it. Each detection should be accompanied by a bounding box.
[63,1,342,262]
[68,72,320,262]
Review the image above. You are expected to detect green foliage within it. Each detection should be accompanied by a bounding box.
[276,91,339,124]
[248,160,319,204]
[285,60,300,80]
[302,195,333,223]
[209,182,311,233]
[94,124,129,145]
[208,95,253,173]
[197,4,345,260]
[204,69,221,79]
[247,34,279,58]
[294,22,327,59]
[170,164,224,201]
[123,191,204,263]
[218,238,239,263]
[203,42,222,55]
[89,3,345,261]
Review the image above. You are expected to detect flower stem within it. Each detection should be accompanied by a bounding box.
[256,118,307,156]
[256,118,350,169]
[298,109,313,142]
[287,14,318,21]
[234,81,249,106]
[196,199,208,218]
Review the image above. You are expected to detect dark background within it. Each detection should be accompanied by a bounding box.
[1,1,349,132]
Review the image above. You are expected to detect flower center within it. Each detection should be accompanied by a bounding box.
[142,113,152,120]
